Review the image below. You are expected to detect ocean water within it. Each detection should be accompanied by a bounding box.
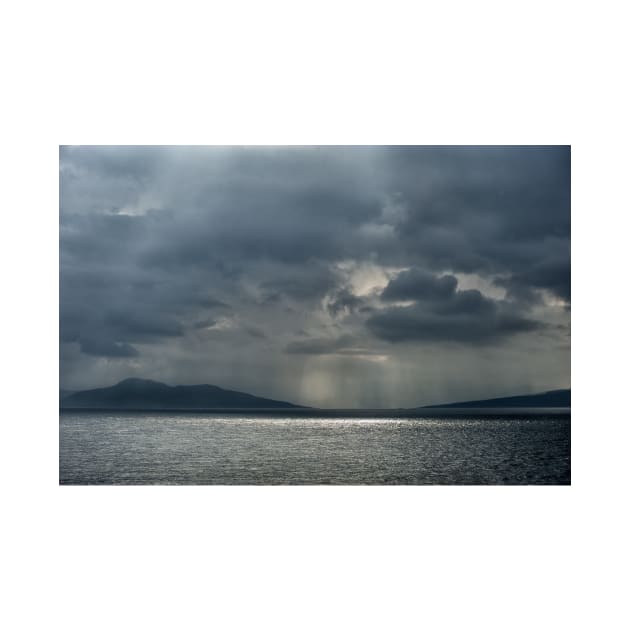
[59,411,570,485]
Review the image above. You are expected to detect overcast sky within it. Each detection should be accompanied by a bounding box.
[60,146,570,407]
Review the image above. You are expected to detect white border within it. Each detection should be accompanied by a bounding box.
[4,1,629,628]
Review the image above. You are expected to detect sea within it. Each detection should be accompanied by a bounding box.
[59,409,570,485]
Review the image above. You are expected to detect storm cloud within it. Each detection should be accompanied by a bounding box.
[60,146,570,407]
[380,269,458,302]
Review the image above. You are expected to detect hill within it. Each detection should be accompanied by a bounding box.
[423,389,570,408]
[60,378,303,410]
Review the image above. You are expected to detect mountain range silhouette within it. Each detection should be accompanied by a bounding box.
[60,378,570,410]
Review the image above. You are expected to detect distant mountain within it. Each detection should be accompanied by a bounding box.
[423,389,570,408]
[60,378,303,410]
[59,389,75,401]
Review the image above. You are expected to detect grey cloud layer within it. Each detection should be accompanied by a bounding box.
[369,268,543,344]
[60,146,570,406]
[368,277,542,344]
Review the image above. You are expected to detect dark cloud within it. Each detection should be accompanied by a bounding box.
[60,146,570,407]
[381,269,457,302]
[364,147,571,304]
[366,301,542,344]
[368,269,543,344]
[79,338,140,358]
[497,256,571,303]
[61,146,570,302]
[327,287,365,317]
[366,269,544,345]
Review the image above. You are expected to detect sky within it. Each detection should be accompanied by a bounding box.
[59,146,570,407]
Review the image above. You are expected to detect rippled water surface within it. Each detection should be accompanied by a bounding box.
[59,412,570,485]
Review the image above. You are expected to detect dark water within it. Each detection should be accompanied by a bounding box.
[59,411,570,485]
